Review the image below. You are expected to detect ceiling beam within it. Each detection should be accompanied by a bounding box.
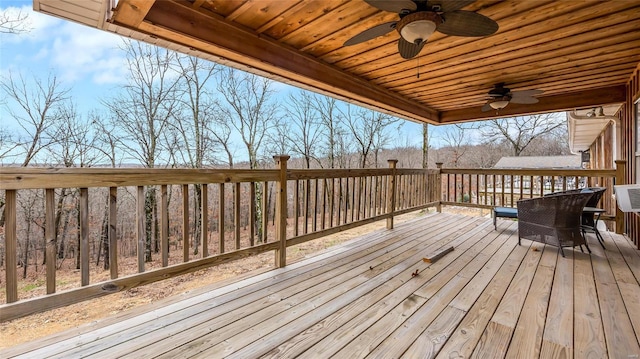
[112,0,440,124]
[439,86,626,123]
[111,0,154,27]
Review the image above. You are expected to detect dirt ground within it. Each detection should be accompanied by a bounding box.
[0,208,487,349]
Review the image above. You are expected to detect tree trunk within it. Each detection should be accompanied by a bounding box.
[422,123,429,169]
[23,223,31,279]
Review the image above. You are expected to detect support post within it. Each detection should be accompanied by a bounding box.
[387,159,398,229]
[436,162,443,213]
[274,155,290,268]
[615,160,626,234]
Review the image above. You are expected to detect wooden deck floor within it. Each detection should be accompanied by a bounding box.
[2,212,640,358]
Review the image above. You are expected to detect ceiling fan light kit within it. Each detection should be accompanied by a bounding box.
[489,98,510,110]
[397,12,441,44]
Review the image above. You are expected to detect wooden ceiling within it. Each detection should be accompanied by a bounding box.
[106,0,639,124]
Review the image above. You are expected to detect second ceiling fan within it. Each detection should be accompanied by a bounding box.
[482,83,544,112]
[344,0,499,59]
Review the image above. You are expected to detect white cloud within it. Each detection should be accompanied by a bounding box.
[50,20,126,84]
[1,3,127,86]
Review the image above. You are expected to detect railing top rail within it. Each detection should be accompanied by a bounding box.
[287,168,432,180]
[0,168,280,190]
[440,168,617,176]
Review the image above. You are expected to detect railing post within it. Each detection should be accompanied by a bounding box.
[387,159,398,229]
[615,160,626,234]
[274,155,290,268]
[436,162,443,213]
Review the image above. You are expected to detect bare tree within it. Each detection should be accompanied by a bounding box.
[44,103,100,268]
[478,113,566,156]
[0,7,30,34]
[1,72,70,166]
[0,72,70,228]
[103,40,181,261]
[217,68,278,169]
[171,54,220,254]
[267,119,291,158]
[439,124,473,168]
[217,68,279,242]
[209,114,236,168]
[284,91,322,168]
[343,106,398,168]
[312,95,345,169]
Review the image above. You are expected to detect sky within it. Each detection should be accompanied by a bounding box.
[0,0,450,162]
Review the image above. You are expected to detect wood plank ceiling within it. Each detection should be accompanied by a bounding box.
[109,0,640,125]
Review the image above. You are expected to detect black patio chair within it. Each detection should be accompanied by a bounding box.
[517,192,593,257]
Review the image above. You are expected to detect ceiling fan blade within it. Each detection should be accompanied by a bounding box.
[510,96,539,105]
[436,10,498,37]
[481,103,493,112]
[364,0,416,13]
[344,22,397,46]
[432,0,476,13]
[510,89,544,97]
[398,37,425,59]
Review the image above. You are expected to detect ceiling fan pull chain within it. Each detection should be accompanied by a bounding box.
[416,56,420,79]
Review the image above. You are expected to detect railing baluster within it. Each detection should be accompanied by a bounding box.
[248,183,254,248]
[294,179,299,236]
[109,187,118,278]
[136,186,145,273]
[182,184,189,262]
[387,160,398,229]
[321,179,327,230]
[5,190,18,303]
[160,185,168,267]
[202,184,209,256]
[235,182,241,250]
[329,178,335,228]
[313,178,318,232]
[45,189,56,294]
[304,179,310,234]
[219,183,225,253]
[262,181,268,243]
[509,175,514,206]
[80,188,89,285]
[355,177,361,221]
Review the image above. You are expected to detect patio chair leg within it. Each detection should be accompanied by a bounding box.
[518,236,521,246]
[579,245,584,253]
[595,230,606,249]
[558,246,565,258]
[584,240,592,254]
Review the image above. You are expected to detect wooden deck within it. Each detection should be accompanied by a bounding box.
[2,212,639,358]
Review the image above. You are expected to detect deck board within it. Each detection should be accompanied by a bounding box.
[2,213,639,359]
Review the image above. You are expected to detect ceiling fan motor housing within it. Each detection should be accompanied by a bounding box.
[396,12,442,44]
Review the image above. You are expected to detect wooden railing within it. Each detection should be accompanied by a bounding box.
[0,157,438,321]
[0,159,625,321]
[437,161,626,232]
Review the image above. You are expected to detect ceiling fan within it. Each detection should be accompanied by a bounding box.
[481,83,544,112]
[344,0,498,59]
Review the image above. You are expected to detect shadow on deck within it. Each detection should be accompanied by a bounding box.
[2,212,639,358]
